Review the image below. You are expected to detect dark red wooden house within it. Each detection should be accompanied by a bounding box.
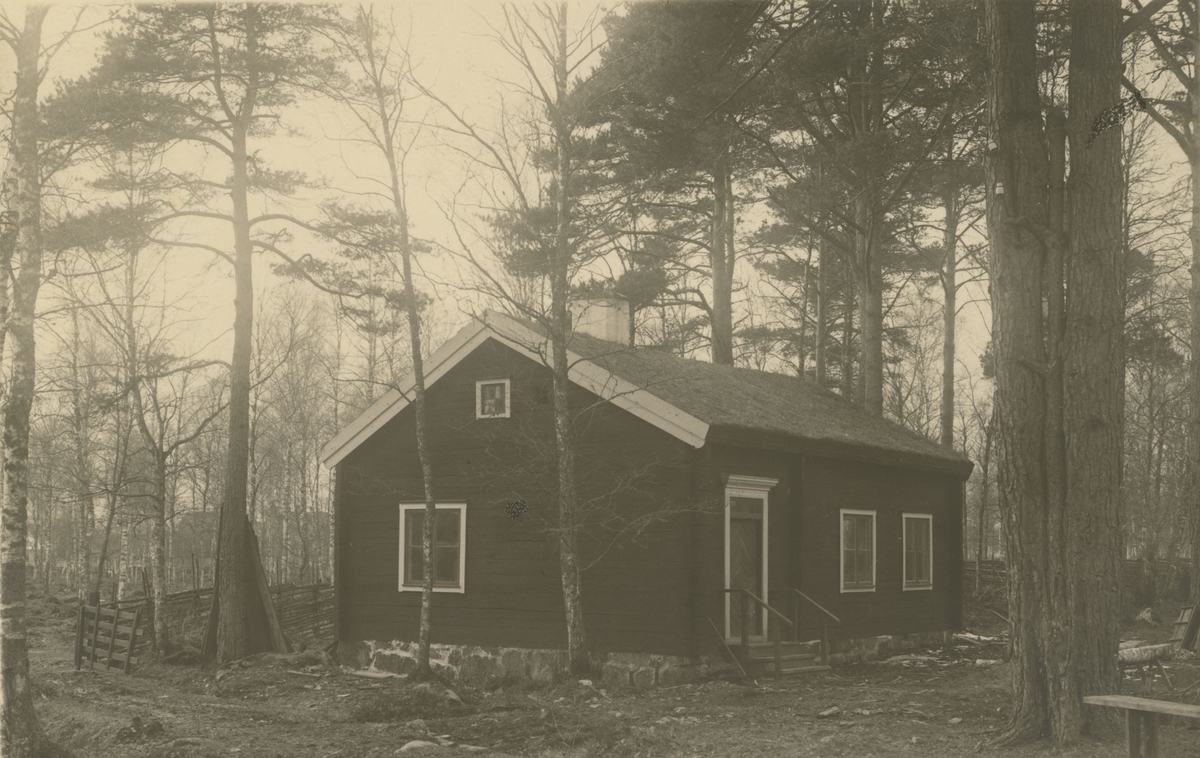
[322,302,973,683]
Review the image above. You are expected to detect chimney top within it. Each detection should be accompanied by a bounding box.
[568,296,630,344]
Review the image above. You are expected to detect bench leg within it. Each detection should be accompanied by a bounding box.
[1126,710,1142,758]
[1153,660,1173,691]
[1144,713,1158,758]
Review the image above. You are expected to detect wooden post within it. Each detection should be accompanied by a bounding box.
[1126,710,1142,758]
[773,621,783,682]
[740,591,750,656]
[88,605,102,669]
[74,604,85,670]
[792,596,799,644]
[104,609,120,670]
[821,618,829,664]
[1143,712,1158,758]
[125,607,141,674]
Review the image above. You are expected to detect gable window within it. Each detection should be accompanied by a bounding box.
[903,513,933,590]
[840,509,875,592]
[476,379,510,419]
[399,503,466,593]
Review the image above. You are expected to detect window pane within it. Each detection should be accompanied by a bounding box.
[436,510,460,547]
[481,382,506,415]
[435,545,459,584]
[408,511,424,546]
[905,517,931,585]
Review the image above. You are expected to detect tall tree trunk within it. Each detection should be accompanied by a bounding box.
[815,237,829,386]
[150,456,170,653]
[218,122,257,661]
[1,9,55,756]
[1062,0,1123,735]
[1190,23,1200,606]
[941,171,960,448]
[984,0,1053,741]
[855,193,884,414]
[216,5,267,662]
[841,273,855,400]
[550,1,588,675]
[709,155,735,365]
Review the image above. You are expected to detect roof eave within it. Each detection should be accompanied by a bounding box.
[706,426,975,479]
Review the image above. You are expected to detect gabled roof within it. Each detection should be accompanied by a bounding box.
[321,310,972,474]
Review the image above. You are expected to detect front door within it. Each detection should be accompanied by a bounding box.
[728,495,765,640]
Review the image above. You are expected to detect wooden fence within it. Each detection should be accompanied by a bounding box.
[75,604,148,673]
[964,559,1190,613]
[114,581,334,645]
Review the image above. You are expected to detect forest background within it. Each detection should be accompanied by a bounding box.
[0,0,1191,690]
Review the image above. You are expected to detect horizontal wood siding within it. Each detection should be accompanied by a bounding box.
[337,338,694,656]
[798,456,963,640]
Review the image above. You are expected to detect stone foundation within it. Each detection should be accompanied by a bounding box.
[341,629,954,687]
[823,629,955,664]
[341,639,725,687]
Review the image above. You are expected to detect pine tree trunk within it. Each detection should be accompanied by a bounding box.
[1062,0,1123,735]
[1,9,55,756]
[984,0,1054,741]
[709,156,735,365]
[855,193,884,414]
[815,237,828,386]
[217,121,257,661]
[1189,25,1200,607]
[941,177,959,448]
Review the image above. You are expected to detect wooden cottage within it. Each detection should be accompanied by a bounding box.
[322,302,974,683]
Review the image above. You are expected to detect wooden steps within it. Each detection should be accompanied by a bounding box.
[742,640,831,678]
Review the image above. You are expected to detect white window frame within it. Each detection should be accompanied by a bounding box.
[839,509,876,593]
[723,475,777,639]
[902,512,934,591]
[398,502,467,593]
[475,378,511,419]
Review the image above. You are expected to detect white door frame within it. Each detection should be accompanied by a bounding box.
[723,475,778,639]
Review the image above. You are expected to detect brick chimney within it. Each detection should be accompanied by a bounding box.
[568,296,630,344]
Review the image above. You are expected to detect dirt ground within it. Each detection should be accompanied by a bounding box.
[26,590,1200,757]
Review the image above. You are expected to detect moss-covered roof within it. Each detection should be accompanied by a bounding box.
[555,326,971,471]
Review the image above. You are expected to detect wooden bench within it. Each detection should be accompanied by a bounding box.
[1084,695,1200,757]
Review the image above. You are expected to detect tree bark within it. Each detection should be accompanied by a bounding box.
[815,237,829,386]
[984,0,1053,742]
[1,8,56,756]
[550,1,588,675]
[1190,21,1200,607]
[941,168,960,448]
[709,155,735,365]
[1062,0,1124,735]
[358,9,440,675]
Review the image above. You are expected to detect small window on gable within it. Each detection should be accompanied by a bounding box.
[841,509,875,592]
[903,513,933,590]
[476,379,510,419]
[399,503,466,593]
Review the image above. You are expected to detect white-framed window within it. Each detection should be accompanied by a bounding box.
[840,509,876,593]
[903,513,933,590]
[476,378,510,418]
[398,502,467,593]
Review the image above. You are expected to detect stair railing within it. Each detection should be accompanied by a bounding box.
[720,588,794,681]
[791,589,841,664]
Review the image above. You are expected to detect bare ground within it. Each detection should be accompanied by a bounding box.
[26,591,1200,757]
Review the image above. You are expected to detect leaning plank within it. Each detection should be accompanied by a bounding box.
[249,525,290,654]
[1084,695,1200,719]
[74,605,85,670]
[125,607,141,674]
